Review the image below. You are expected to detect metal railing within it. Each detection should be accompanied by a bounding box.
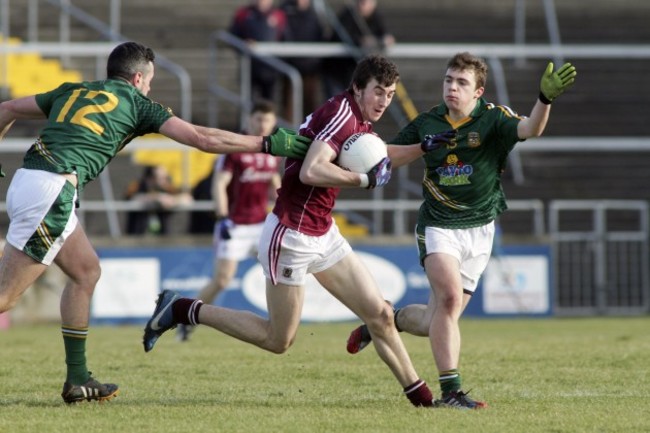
[207,31,303,129]
[1,0,195,233]
[0,135,548,238]
[514,0,564,67]
[550,200,650,315]
[4,135,650,238]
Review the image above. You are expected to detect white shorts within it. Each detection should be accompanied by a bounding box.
[258,213,352,286]
[6,169,78,265]
[417,221,495,293]
[214,221,265,261]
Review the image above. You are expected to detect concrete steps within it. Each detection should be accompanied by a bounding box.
[3,0,650,237]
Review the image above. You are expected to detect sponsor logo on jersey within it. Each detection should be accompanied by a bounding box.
[436,154,473,186]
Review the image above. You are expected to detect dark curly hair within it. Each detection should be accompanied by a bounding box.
[348,55,400,91]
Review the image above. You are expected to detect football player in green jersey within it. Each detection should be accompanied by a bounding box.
[346,52,576,409]
[0,41,309,404]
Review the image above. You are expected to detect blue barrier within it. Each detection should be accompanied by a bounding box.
[92,244,551,324]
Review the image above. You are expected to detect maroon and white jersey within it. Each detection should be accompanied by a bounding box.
[273,90,373,236]
[218,153,279,225]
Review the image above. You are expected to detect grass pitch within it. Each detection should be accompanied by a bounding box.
[1,317,649,433]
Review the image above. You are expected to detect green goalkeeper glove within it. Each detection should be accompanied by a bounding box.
[262,127,311,159]
[539,62,577,104]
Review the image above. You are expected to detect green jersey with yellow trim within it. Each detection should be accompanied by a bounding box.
[391,98,523,229]
[24,79,173,189]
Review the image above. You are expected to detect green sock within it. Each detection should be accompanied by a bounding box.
[439,369,461,395]
[62,326,90,384]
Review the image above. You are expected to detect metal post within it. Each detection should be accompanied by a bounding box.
[0,0,7,39]
[28,0,39,42]
[109,0,121,41]
[489,57,525,185]
[514,0,526,67]
[239,55,252,130]
[0,0,6,100]
[98,168,122,237]
[59,0,71,66]
[208,35,218,127]
[542,0,564,65]
[594,203,607,313]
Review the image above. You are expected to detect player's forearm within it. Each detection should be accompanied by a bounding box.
[0,97,46,140]
[0,102,18,140]
[387,144,423,168]
[300,161,362,188]
[197,126,263,154]
[518,99,551,139]
[213,191,229,218]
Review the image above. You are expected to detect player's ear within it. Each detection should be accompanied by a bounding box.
[132,71,143,86]
[475,86,485,99]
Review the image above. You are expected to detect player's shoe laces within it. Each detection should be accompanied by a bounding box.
[176,324,194,342]
[61,373,119,404]
[143,289,180,352]
[346,324,372,354]
[434,390,488,409]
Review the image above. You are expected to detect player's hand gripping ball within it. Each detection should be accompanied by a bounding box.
[366,157,392,189]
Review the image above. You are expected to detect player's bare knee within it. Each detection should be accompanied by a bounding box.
[70,261,101,288]
[266,336,294,354]
[437,291,463,314]
[365,304,395,336]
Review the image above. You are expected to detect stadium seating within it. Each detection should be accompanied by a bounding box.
[0,37,83,98]
[3,0,649,237]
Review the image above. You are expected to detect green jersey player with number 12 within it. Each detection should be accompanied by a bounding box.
[347,52,577,409]
[0,41,309,404]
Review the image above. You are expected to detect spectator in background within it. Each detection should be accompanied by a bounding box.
[280,0,325,120]
[178,100,281,341]
[125,165,193,235]
[323,0,395,96]
[187,170,215,234]
[229,0,288,101]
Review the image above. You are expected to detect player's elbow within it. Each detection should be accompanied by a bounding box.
[518,116,549,139]
[299,165,318,186]
[0,101,18,124]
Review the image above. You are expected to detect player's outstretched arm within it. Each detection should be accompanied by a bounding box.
[0,96,45,141]
[518,61,578,139]
[387,130,456,168]
[160,118,310,158]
